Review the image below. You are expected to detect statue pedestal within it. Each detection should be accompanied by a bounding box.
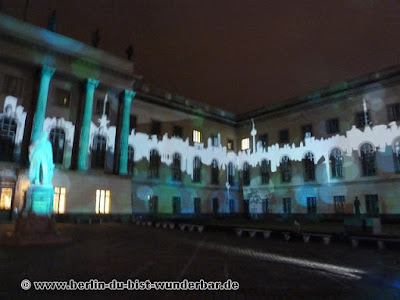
[26,184,55,215]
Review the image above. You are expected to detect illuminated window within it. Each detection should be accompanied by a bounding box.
[172,196,181,214]
[193,156,201,182]
[128,146,134,176]
[307,197,317,214]
[394,139,400,173]
[279,129,289,144]
[91,134,106,169]
[387,103,400,122]
[330,148,343,178]
[281,155,291,183]
[360,143,376,176]
[211,159,219,185]
[242,162,250,186]
[149,149,160,178]
[241,138,250,150]
[283,198,291,214]
[334,196,345,214]
[193,130,202,143]
[53,187,66,214]
[55,88,70,107]
[95,189,111,214]
[303,152,315,181]
[172,153,181,181]
[365,194,379,216]
[0,116,16,162]
[261,159,269,184]
[49,127,65,164]
[228,162,234,186]
[0,188,12,210]
[301,124,313,138]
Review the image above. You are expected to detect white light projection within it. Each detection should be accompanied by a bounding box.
[1,96,27,145]
[43,117,75,147]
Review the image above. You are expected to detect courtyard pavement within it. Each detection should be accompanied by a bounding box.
[0,223,400,299]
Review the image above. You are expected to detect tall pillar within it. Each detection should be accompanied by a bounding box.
[77,78,99,171]
[31,65,55,142]
[119,89,136,175]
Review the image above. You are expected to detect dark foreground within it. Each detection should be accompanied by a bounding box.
[0,223,400,300]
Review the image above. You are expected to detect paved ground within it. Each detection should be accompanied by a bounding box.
[0,223,400,299]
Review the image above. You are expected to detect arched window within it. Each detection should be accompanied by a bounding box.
[91,134,106,169]
[211,159,219,185]
[228,162,234,186]
[281,155,291,183]
[0,117,16,162]
[49,127,65,164]
[172,153,181,181]
[260,159,269,184]
[394,139,400,173]
[303,152,315,181]
[360,143,376,176]
[149,149,160,178]
[242,162,250,186]
[128,146,134,176]
[330,148,343,178]
[193,156,201,182]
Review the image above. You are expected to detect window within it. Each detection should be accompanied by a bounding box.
[128,146,134,176]
[172,197,181,214]
[334,196,345,214]
[49,127,65,164]
[211,159,219,185]
[0,117,16,162]
[281,155,291,182]
[194,197,201,214]
[193,156,201,182]
[360,143,376,176]
[229,198,235,213]
[172,153,181,181]
[260,133,268,150]
[55,88,70,107]
[303,152,315,181]
[242,162,250,186]
[394,139,400,173]
[193,130,202,143]
[355,111,371,127]
[326,118,339,134]
[151,120,161,136]
[330,148,343,178]
[0,188,12,210]
[91,134,106,169]
[279,129,289,144]
[227,139,234,151]
[301,124,313,138]
[149,150,160,178]
[172,126,183,138]
[1,74,24,97]
[228,162,234,186]
[129,115,136,131]
[212,197,219,214]
[53,187,66,214]
[387,103,400,122]
[262,198,269,214]
[283,198,291,214]
[95,189,110,214]
[260,159,269,184]
[148,195,158,214]
[210,134,219,147]
[95,98,110,115]
[365,194,379,215]
[307,197,317,214]
[241,138,250,150]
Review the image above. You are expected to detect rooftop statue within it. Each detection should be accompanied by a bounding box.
[29,132,54,186]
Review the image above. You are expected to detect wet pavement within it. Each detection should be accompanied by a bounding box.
[0,223,400,299]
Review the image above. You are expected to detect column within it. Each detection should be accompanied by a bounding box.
[77,78,99,170]
[119,89,136,175]
[31,65,55,142]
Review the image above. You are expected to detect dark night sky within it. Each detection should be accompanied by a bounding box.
[2,0,400,114]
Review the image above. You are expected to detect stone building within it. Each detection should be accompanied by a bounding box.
[0,13,399,221]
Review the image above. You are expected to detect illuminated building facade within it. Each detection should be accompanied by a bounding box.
[0,13,400,221]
